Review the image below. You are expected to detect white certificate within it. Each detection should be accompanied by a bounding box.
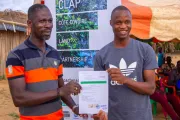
[79,71,108,114]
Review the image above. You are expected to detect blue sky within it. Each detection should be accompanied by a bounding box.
[0,0,34,13]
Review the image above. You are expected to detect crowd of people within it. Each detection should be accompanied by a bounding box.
[150,48,180,120]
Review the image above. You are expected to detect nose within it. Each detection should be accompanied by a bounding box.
[119,23,126,29]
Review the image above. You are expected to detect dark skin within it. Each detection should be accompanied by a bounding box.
[158,47,162,53]
[8,7,82,115]
[177,61,180,73]
[107,10,155,95]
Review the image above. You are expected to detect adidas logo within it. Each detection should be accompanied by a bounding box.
[109,58,137,76]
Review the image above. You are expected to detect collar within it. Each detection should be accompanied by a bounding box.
[24,37,52,51]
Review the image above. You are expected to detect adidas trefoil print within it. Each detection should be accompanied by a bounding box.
[109,58,137,85]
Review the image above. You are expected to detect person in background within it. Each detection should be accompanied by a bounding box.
[150,74,180,120]
[157,47,165,68]
[168,60,180,89]
[161,56,175,76]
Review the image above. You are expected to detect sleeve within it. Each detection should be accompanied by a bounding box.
[143,45,158,70]
[6,52,24,80]
[57,55,63,78]
[93,52,105,71]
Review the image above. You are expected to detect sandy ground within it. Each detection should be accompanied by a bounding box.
[0,80,171,120]
[0,80,18,120]
[1,52,179,120]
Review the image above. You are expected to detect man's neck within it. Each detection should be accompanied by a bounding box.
[29,35,46,53]
[114,37,130,48]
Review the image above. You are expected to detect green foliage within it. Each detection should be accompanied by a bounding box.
[0,74,6,80]
[56,0,107,13]
[8,113,19,120]
[57,32,89,49]
[56,12,98,31]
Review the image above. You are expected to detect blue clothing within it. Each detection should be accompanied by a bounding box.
[158,53,164,67]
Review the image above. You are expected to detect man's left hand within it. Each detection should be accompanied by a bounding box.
[72,106,79,115]
[107,68,128,84]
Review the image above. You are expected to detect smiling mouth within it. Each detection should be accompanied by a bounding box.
[119,31,127,34]
[43,31,51,35]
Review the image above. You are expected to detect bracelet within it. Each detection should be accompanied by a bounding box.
[72,105,78,111]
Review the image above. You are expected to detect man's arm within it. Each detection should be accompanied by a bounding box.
[108,68,156,95]
[108,44,157,95]
[9,77,81,107]
[8,77,58,107]
[58,77,76,110]
[124,70,156,95]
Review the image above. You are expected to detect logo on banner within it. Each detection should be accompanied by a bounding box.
[96,104,100,109]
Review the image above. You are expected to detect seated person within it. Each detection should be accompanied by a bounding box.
[150,74,180,120]
[168,60,180,92]
[161,56,175,76]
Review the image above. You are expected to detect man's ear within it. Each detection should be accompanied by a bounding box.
[110,20,113,27]
[27,20,32,28]
[27,20,32,35]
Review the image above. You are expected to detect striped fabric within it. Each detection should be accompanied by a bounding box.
[6,38,64,120]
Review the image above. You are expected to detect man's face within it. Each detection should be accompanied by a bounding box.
[110,10,132,40]
[28,8,53,40]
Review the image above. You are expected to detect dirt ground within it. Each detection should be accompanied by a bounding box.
[0,80,170,120]
[0,52,179,120]
[0,80,18,120]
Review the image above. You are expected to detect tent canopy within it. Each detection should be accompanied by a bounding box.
[122,0,180,42]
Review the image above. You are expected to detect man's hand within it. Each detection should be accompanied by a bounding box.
[72,106,79,115]
[59,81,82,96]
[107,68,128,84]
[73,106,88,118]
[93,110,107,120]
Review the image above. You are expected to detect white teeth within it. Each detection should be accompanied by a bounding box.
[120,31,127,34]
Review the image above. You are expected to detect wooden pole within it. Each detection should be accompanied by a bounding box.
[0,19,27,27]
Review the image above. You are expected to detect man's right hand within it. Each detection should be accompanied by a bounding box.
[59,81,82,96]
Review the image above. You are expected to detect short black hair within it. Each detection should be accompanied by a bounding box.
[111,5,131,19]
[166,56,172,60]
[28,4,49,20]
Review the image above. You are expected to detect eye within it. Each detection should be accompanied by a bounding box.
[48,19,53,23]
[125,21,130,24]
[39,20,46,23]
[116,21,121,25]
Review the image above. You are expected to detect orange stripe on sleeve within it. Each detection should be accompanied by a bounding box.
[58,64,63,76]
[20,108,63,120]
[6,66,24,78]
[25,67,58,83]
